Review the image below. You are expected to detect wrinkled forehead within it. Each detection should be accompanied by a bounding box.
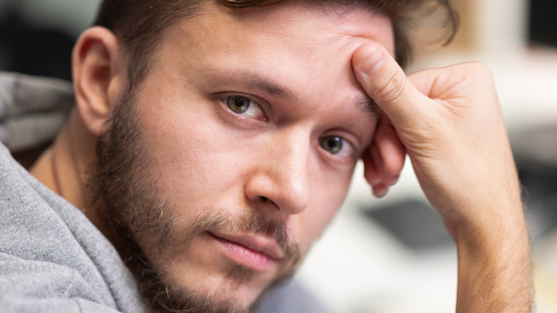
[162,0,394,62]
[158,0,394,108]
[214,0,395,54]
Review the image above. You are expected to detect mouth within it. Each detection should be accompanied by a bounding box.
[207,231,284,271]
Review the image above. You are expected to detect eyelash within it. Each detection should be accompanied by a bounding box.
[318,135,358,161]
[221,94,267,121]
[221,94,358,163]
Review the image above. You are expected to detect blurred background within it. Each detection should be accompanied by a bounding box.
[0,0,556,312]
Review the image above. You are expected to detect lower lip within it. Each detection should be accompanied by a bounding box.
[208,233,275,271]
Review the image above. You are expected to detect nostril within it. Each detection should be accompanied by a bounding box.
[260,196,278,208]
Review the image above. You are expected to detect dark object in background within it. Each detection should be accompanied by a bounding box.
[362,199,454,251]
[363,126,557,252]
[529,0,557,47]
[0,9,75,81]
[512,126,557,240]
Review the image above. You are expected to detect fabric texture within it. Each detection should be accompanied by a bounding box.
[0,72,329,313]
[0,140,149,312]
[0,72,73,151]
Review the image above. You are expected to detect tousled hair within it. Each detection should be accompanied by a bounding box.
[94,0,458,89]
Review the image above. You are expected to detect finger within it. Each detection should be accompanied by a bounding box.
[352,42,430,128]
[363,144,392,197]
[372,184,388,198]
[369,143,385,180]
[362,147,381,186]
[370,143,393,185]
[374,113,406,181]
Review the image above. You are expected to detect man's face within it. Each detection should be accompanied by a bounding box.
[98,1,393,311]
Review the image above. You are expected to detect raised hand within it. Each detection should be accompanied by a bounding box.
[353,42,532,313]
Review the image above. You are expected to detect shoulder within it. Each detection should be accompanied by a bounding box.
[0,143,146,313]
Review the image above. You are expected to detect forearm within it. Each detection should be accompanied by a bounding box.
[453,205,532,313]
[352,43,534,312]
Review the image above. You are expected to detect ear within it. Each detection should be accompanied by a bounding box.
[72,26,126,137]
[362,113,406,197]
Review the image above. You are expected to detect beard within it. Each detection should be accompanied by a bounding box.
[86,89,301,313]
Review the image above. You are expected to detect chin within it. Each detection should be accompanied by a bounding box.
[137,235,296,313]
[144,266,287,313]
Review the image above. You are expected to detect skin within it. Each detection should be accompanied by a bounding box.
[32,1,396,308]
[31,0,532,312]
[353,45,532,312]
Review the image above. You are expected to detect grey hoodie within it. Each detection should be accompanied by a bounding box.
[0,72,328,313]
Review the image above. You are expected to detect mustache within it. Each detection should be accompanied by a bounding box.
[166,209,300,260]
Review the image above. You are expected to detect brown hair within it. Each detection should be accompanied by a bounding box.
[94,0,458,89]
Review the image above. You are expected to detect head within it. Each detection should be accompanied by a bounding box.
[72,0,457,312]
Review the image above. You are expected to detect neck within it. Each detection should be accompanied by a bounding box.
[30,109,126,255]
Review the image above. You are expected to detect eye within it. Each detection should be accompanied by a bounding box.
[226,95,252,113]
[320,136,343,154]
[223,95,265,120]
[319,135,356,159]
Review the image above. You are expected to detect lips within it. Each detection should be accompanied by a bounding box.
[208,231,284,270]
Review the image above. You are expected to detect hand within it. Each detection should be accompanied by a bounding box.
[353,43,521,231]
[352,42,531,312]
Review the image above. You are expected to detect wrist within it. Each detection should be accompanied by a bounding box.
[442,192,525,241]
[451,203,533,313]
[455,213,528,254]
[442,198,530,266]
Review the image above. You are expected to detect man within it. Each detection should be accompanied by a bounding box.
[0,0,532,312]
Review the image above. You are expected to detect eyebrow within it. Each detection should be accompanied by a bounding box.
[213,71,380,117]
[246,77,299,103]
[210,71,299,102]
[351,96,381,117]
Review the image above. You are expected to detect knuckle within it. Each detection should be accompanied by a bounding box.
[466,62,493,80]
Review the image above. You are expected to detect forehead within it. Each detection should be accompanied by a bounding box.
[170,1,394,60]
[161,1,394,67]
[157,1,393,120]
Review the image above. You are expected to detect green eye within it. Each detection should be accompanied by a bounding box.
[226,96,252,114]
[320,136,343,154]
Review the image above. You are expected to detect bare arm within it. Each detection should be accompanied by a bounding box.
[352,43,532,312]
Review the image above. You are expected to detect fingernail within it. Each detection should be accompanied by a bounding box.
[361,49,384,74]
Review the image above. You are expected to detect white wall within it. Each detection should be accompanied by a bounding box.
[474,0,529,53]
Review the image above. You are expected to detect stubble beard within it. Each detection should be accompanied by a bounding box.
[86,89,301,313]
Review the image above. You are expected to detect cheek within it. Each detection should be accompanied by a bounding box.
[296,165,353,252]
[133,87,247,208]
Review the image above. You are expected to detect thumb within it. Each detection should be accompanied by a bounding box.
[352,42,430,128]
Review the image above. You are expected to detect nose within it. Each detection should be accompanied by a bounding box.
[245,129,310,215]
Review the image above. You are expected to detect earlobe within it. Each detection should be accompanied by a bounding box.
[72,26,124,137]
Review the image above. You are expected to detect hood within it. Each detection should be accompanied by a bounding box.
[0,72,74,152]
